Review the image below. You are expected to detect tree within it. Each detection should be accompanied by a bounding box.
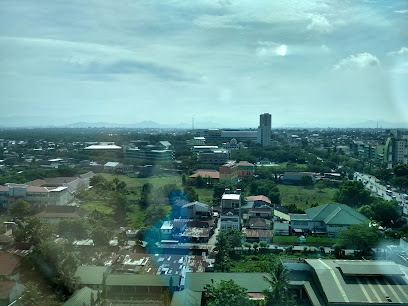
[259,241,268,249]
[333,181,371,207]
[20,282,59,306]
[315,181,326,192]
[91,225,111,246]
[300,175,313,187]
[212,185,226,205]
[393,163,408,177]
[195,175,205,188]
[391,176,408,191]
[9,199,31,219]
[214,231,230,272]
[184,185,199,202]
[204,280,253,306]
[109,192,128,222]
[337,222,380,255]
[144,205,167,227]
[263,261,294,306]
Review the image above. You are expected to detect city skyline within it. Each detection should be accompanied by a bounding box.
[1,0,408,127]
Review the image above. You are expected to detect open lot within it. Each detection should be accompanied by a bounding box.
[278,185,337,210]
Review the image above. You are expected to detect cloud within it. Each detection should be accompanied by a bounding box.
[394,9,408,14]
[333,53,380,71]
[321,44,330,52]
[306,14,333,33]
[388,47,408,56]
[193,14,243,29]
[255,41,286,57]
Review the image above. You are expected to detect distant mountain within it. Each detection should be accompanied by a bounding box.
[60,120,225,129]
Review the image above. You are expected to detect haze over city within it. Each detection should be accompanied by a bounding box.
[1,0,408,127]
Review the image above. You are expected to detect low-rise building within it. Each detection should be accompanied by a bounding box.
[220,188,242,230]
[189,169,219,184]
[236,161,255,179]
[35,205,88,224]
[290,203,368,237]
[219,161,238,185]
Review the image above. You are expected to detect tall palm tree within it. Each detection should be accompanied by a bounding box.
[263,261,294,306]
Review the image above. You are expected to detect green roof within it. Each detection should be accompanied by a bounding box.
[170,289,202,306]
[64,287,99,306]
[74,266,109,285]
[337,261,404,276]
[184,272,270,293]
[106,274,180,287]
[305,203,368,225]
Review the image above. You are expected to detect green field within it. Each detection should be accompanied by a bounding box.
[273,236,297,243]
[81,200,113,214]
[271,162,308,171]
[99,173,182,191]
[278,185,337,210]
[195,188,214,205]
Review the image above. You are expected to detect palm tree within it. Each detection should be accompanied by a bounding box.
[263,261,294,306]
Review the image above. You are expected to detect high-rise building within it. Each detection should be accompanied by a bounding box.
[384,131,408,168]
[257,113,271,146]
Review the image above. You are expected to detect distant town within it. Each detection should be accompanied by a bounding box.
[1,114,408,305]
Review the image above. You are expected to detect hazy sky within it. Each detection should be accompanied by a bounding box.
[1,0,407,128]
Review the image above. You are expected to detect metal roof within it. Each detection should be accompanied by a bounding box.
[184,272,270,292]
[305,203,368,225]
[106,274,180,287]
[306,259,408,304]
[63,287,99,306]
[74,266,109,285]
[337,261,404,276]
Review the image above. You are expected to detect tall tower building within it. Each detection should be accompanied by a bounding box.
[257,113,271,146]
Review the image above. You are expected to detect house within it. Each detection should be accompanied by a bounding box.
[180,201,212,219]
[282,172,316,185]
[246,195,272,208]
[273,208,291,236]
[220,189,242,230]
[103,162,121,172]
[248,207,272,219]
[248,218,270,230]
[245,229,274,243]
[160,221,174,240]
[290,203,369,237]
[63,286,99,306]
[0,280,25,305]
[34,205,88,224]
[73,266,110,290]
[0,252,21,281]
[189,169,219,184]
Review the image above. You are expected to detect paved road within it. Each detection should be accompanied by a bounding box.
[354,172,406,203]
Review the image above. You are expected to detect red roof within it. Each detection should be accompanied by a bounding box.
[246,195,271,204]
[190,169,220,179]
[0,280,16,299]
[0,252,20,276]
[237,161,254,166]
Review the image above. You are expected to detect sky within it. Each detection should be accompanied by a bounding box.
[0,0,407,128]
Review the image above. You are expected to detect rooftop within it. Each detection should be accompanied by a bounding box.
[74,266,110,285]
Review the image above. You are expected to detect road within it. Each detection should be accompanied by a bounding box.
[354,172,406,204]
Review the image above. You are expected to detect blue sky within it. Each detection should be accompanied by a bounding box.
[0,0,407,127]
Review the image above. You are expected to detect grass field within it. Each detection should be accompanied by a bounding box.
[195,187,214,204]
[100,173,182,190]
[273,236,297,243]
[81,200,113,214]
[278,185,337,210]
[270,162,308,172]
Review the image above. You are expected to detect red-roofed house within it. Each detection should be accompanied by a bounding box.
[0,252,21,281]
[246,195,272,208]
[0,280,25,305]
[190,169,219,183]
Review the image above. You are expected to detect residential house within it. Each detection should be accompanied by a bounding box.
[34,205,88,224]
[0,280,25,305]
[290,203,368,237]
[180,201,212,219]
[245,229,274,243]
[248,207,272,219]
[248,217,270,230]
[189,169,219,184]
[0,252,21,281]
[220,188,242,230]
[246,195,272,208]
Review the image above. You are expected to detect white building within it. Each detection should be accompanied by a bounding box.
[220,189,242,230]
